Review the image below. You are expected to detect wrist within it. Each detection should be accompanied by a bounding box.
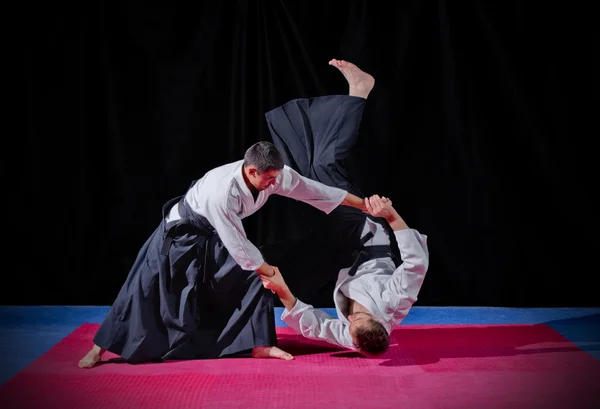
[388,214,409,231]
[344,193,364,209]
[256,262,273,276]
[276,284,291,298]
[353,196,367,211]
[278,287,296,309]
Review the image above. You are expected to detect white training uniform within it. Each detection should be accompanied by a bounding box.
[281,218,429,350]
[166,159,347,271]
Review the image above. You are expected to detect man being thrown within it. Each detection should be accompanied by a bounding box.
[79,132,371,368]
[260,59,429,355]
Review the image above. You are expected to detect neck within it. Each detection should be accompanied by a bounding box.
[349,300,370,315]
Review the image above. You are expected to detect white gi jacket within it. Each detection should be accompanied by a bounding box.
[281,218,429,350]
[166,159,347,271]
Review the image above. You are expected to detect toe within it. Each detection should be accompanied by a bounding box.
[280,353,294,361]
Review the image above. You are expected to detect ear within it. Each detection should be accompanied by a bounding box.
[248,166,258,177]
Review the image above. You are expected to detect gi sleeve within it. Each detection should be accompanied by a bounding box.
[281,299,356,350]
[385,229,429,324]
[274,166,347,214]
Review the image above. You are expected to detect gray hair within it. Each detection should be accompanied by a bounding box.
[243,141,284,173]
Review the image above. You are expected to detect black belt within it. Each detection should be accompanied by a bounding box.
[347,231,400,276]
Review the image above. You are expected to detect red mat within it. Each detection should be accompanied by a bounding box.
[1,323,598,409]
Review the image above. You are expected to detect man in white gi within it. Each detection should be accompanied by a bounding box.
[262,194,429,355]
[79,138,370,368]
[260,59,429,356]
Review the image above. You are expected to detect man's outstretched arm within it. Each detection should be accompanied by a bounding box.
[274,167,369,214]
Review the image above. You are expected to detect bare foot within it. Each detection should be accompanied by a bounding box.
[329,59,375,99]
[78,345,105,368]
[251,346,294,360]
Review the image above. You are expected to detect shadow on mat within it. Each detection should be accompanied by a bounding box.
[273,324,600,367]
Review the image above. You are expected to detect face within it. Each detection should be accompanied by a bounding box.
[247,167,280,191]
[348,312,373,339]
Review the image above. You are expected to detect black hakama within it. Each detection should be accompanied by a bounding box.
[262,95,401,303]
[93,196,276,363]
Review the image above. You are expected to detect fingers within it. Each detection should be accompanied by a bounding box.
[365,194,394,217]
[260,278,276,293]
[260,275,273,285]
[260,266,283,294]
[365,197,374,213]
[260,275,271,287]
[370,195,392,209]
[370,195,383,211]
[259,266,278,279]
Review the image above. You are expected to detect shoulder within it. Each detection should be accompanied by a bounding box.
[277,165,297,181]
[266,165,293,194]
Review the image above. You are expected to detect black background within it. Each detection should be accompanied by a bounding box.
[13,1,597,307]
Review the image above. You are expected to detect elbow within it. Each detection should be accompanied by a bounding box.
[406,259,428,277]
[421,259,429,275]
[415,251,429,274]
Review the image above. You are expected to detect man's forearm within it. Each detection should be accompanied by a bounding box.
[341,192,366,212]
[276,286,297,311]
[387,211,409,231]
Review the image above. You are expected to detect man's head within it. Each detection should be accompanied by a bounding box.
[242,141,285,191]
[348,312,390,356]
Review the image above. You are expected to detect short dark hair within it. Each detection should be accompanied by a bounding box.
[353,318,390,356]
[243,141,284,173]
